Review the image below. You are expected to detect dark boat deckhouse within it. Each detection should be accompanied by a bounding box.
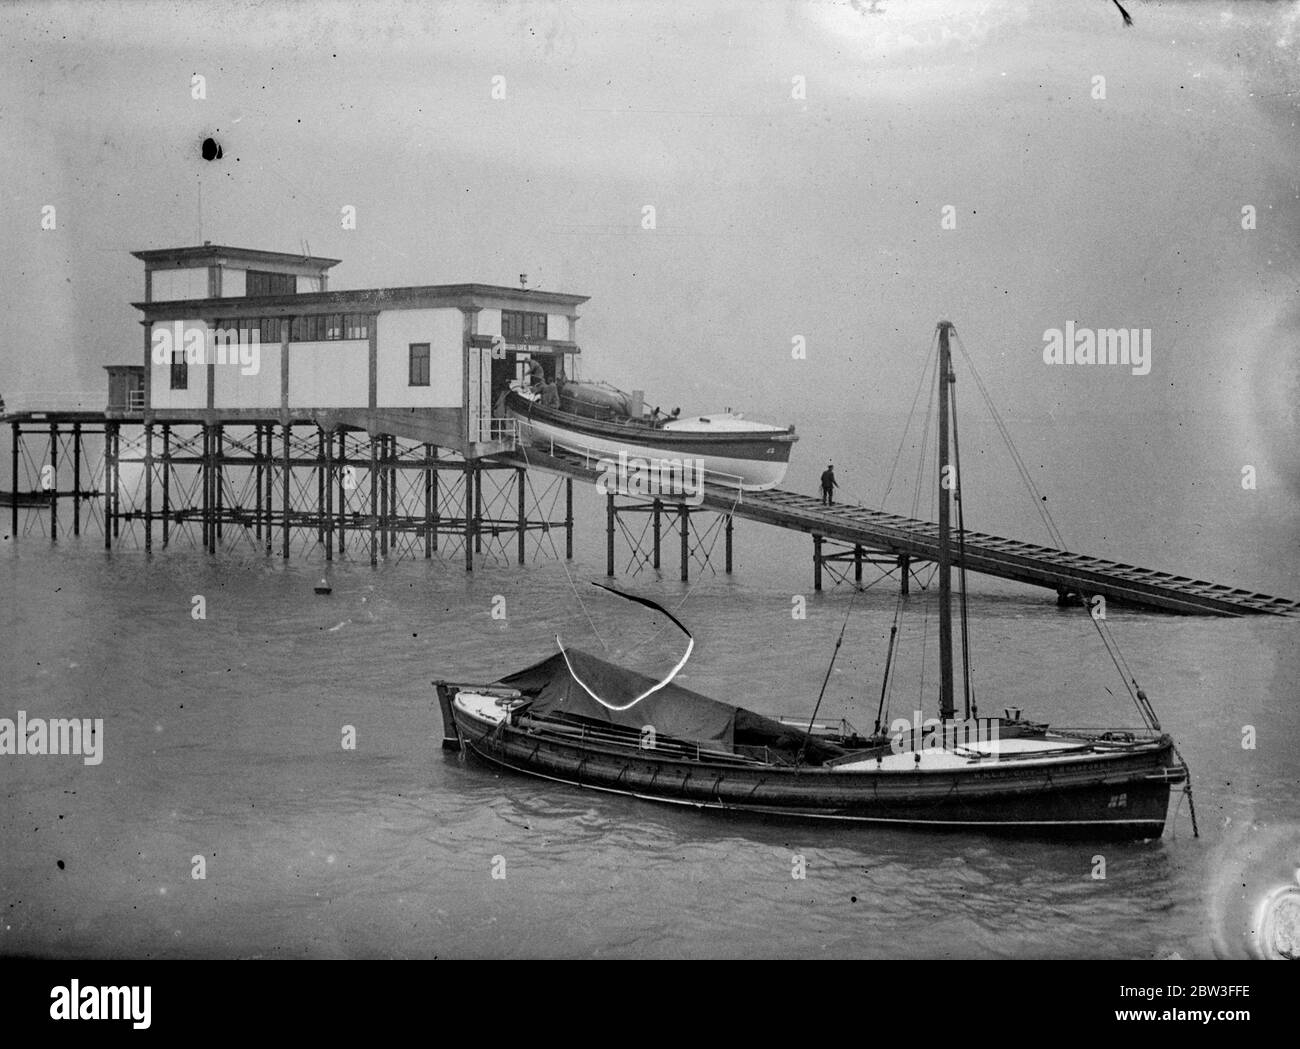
[438,322,1196,839]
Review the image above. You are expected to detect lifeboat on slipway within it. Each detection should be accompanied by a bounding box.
[503,379,798,491]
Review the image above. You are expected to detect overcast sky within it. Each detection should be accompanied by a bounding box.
[2,0,1297,504]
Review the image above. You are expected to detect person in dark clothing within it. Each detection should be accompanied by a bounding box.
[526,358,545,392]
[820,464,838,505]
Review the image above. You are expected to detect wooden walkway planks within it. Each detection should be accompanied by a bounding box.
[497,447,1300,617]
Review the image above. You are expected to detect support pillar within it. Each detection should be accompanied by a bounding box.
[281,422,290,559]
[111,425,120,540]
[464,463,474,572]
[318,428,327,547]
[254,425,263,542]
[606,492,615,577]
[473,460,482,556]
[813,534,824,592]
[162,425,171,548]
[214,425,223,548]
[564,478,573,560]
[679,503,689,583]
[854,543,863,584]
[652,498,662,570]
[201,426,210,552]
[144,424,153,552]
[48,422,58,542]
[431,446,439,553]
[324,428,334,562]
[10,422,18,539]
[899,554,910,595]
[105,423,118,549]
[388,436,398,549]
[72,422,81,537]
[725,514,733,574]
[336,431,346,556]
[265,424,274,556]
[369,434,378,566]
[423,444,433,559]
[516,466,526,565]
[379,435,388,560]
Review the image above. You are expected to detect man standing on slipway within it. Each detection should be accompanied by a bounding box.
[820,463,838,505]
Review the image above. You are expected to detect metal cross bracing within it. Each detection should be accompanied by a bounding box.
[602,494,736,582]
[5,418,107,541]
[809,536,931,595]
[6,415,575,571]
[9,413,1300,615]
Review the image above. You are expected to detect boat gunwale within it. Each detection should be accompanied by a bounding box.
[449,694,1178,779]
[504,390,798,447]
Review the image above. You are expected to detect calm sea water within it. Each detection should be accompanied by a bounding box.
[1,414,1298,959]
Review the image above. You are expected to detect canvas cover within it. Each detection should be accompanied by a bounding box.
[495,648,845,763]
[497,649,738,749]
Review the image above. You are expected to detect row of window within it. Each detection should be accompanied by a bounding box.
[178,311,545,347]
[245,269,297,296]
[169,335,541,391]
[209,314,373,343]
[170,342,435,391]
[501,310,547,341]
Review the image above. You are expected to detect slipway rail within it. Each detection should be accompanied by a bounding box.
[495,446,1300,617]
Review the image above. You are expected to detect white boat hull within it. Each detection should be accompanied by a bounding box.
[510,411,791,491]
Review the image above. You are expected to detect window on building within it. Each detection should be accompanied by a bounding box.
[170,352,187,390]
[246,270,297,297]
[290,314,325,341]
[287,313,370,341]
[409,343,430,386]
[259,317,282,344]
[502,310,547,342]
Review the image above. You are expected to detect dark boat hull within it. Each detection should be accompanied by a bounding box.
[445,700,1184,839]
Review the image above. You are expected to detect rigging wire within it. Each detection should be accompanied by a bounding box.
[879,331,940,728]
[948,331,1153,728]
[914,340,939,709]
[797,580,863,765]
[948,367,976,720]
[951,334,1064,550]
[517,440,612,653]
[881,336,940,509]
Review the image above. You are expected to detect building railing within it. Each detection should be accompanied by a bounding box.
[485,417,519,445]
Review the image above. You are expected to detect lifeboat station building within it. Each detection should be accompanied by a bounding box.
[117,244,588,457]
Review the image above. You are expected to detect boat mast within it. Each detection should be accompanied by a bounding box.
[937,321,956,723]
